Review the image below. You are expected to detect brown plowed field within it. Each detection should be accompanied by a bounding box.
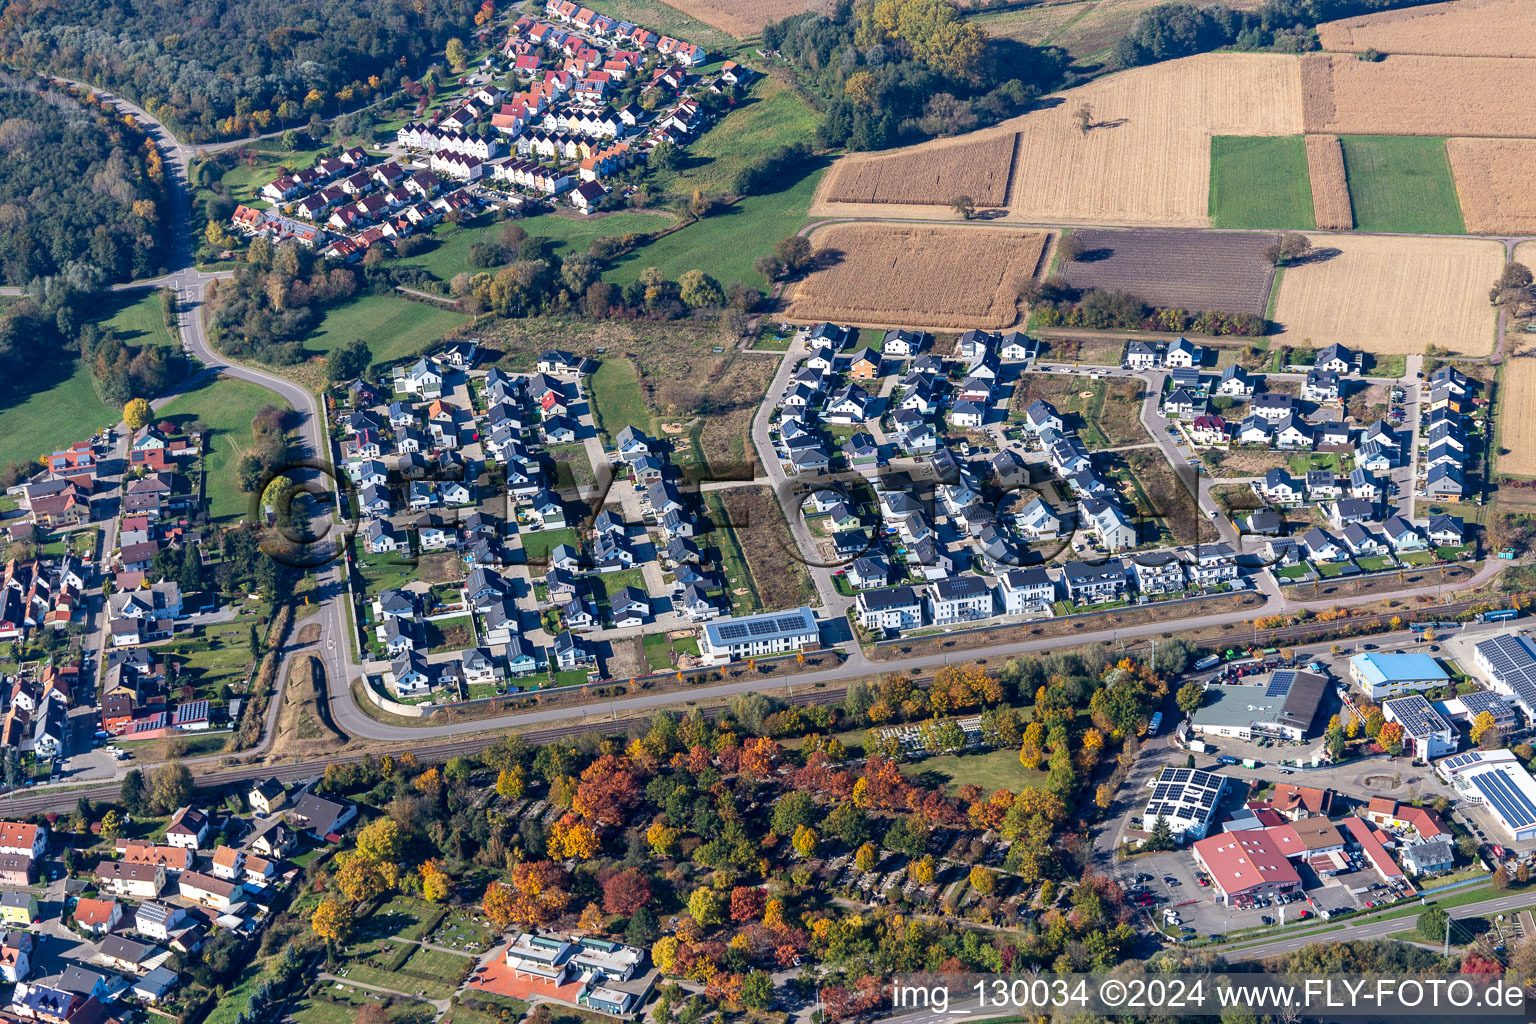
[1057,228,1276,315]
[1270,234,1503,356]
[1318,0,1536,58]
[822,132,1019,207]
[784,223,1050,330]
[1304,134,1354,230]
[1301,53,1536,137]
[1446,138,1536,234]
[810,52,1303,227]
[659,0,823,38]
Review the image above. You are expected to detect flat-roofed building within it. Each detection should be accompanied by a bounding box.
[1382,694,1457,760]
[1141,766,1228,843]
[1187,670,1327,742]
[1436,749,1536,842]
[1349,652,1449,699]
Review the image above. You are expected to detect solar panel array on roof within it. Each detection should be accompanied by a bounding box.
[1442,751,1485,771]
[716,623,749,641]
[1384,694,1450,738]
[1476,634,1536,709]
[1143,766,1227,836]
[1472,771,1536,830]
[1462,690,1512,716]
[1265,671,1295,699]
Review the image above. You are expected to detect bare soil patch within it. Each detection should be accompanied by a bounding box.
[1318,0,1536,58]
[823,132,1018,207]
[1305,134,1354,230]
[1270,234,1503,355]
[716,486,816,611]
[1301,53,1536,137]
[1202,449,1294,476]
[1057,228,1276,314]
[785,223,1049,330]
[810,52,1303,227]
[1446,138,1536,234]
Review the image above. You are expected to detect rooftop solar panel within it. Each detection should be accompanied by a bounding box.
[1170,769,1191,782]
[716,623,749,640]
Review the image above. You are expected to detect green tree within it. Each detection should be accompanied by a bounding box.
[770,792,815,836]
[150,761,193,814]
[678,270,723,309]
[951,195,974,220]
[773,235,813,276]
[1147,813,1174,851]
[445,38,468,71]
[325,338,371,383]
[740,970,773,1011]
[1417,905,1448,941]
[686,886,724,926]
[1175,680,1205,715]
[626,904,658,946]
[120,769,147,814]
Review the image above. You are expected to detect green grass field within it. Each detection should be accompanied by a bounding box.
[588,357,653,443]
[607,165,825,290]
[218,149,324,205]
[1341,135,1465,234]
[648,76,822,199]
[899,747,1048,795]
[1209,136,1317,230]
[157,376,291,523]
[396,210,675,283]
[300,294,468,367]
[0,289,178,469]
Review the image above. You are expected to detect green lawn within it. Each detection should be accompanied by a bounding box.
[545,443,595,489]
[648,76,822,199]
[292,984,432,1024]
[899,747,1048,795]
[396,210,675,283]
[175,617,260,700]
[596,568,648,599]
[607,165,826,290]
[521,527,579,563]
[219,149,324,205]
[157,376,291,523]
[300,294,468,368]
[357,548,418,601]
[0,289,179,469]
[1341,135,1465,234]
[424,615,475,652]
[1209,136,1317,230]
[589,357,653,443]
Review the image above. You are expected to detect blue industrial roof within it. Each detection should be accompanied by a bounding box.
[1349,652,1448,686]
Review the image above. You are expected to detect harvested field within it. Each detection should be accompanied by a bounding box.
[1057,228,1276,315]
[968,2,1093,46]
[811,53,1303,226]
[1447,138,1536,234]
[785,223,1049,330]
[1499,330,1536,478]
[822,132,1018,207]
[1318,0,1536,58]
[1270,234,1502,356]
[1301,53,1536,138]
[1305,134,1354,229]
[655,0,822,38]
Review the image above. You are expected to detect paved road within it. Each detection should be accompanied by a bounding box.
[1220,888,1536,961]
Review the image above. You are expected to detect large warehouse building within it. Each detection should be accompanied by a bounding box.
[1347,653,1450,699]
[1187,670,1328,742]
[1436,749,1536,843]
[1472,632,1536,719]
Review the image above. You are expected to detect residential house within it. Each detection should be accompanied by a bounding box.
[1060,560,1128,604]
[926,576,993,625]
